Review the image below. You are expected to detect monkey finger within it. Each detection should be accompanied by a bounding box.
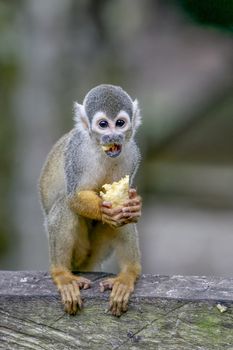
[112,212,126,222]
[123,197,141,208]
[112,222,125,228]
[102,201,112,208]
[129,188,137,199]
[122,214,139,222]
[101,206,122,217]
[128,211,141,218]
[123,211,141,219]
[101,214,113,224]
[108,222,122,228]
[103,213,126,227]
[122,205,141,214]
[124,212,136,219]
[113,217,134,226]
[123,213,141,223]
[102,215,122,227]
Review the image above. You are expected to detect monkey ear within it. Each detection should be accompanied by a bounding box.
[73,102,90,131]
[132,99,142,132]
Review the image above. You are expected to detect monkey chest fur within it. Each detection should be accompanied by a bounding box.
[77,145,136,192]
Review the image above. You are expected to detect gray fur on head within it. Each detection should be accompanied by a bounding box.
[83,84,133,120]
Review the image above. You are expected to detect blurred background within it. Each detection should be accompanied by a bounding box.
[0,0,233,276]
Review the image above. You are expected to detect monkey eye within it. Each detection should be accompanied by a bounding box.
[98,120,109,128]
[115,119,125,128]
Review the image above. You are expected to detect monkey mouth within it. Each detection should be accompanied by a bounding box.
[101,143,122,158]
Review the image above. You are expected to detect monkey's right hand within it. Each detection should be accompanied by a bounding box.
[101,202,126,228]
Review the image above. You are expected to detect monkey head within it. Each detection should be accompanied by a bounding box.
[74,84,141,158]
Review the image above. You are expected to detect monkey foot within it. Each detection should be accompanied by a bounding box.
[100,277,134,317]
[56,275,91,315]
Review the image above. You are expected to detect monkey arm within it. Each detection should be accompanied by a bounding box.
[64,132,103,221]
[69,190,102,220]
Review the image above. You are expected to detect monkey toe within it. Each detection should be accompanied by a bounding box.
[122,293,130,312]
[99,278,115,292]
[109,297,125,317]
[109,283,131,317]
[74,276,91,290]
[59,283,82,315]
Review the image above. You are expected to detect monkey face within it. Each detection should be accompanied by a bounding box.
[91,111,132,158]
[73,85,142,155]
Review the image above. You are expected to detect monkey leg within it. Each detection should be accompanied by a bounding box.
[78,222,118,272]
[46,196,91,315]
[100,224,141,316]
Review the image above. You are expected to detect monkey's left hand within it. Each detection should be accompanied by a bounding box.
[101,189,142,227]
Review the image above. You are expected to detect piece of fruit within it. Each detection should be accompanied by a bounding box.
[100,175,129,208]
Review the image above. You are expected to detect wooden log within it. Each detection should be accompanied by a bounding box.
[0,271,233,349]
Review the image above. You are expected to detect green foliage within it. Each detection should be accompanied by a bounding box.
[178,0,233,30]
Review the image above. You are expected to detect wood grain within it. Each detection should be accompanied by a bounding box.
[0,272,233,349]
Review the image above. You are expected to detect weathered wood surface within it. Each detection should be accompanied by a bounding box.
[0,272,233,349]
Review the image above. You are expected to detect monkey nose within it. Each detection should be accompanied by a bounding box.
[101,134,124,145]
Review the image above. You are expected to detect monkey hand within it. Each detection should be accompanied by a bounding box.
[101,203,125,227]
[101,189,141,227]
[121,189,142,224]
[100,275,134,316]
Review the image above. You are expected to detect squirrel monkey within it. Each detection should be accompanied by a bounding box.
[39,84,142,316]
